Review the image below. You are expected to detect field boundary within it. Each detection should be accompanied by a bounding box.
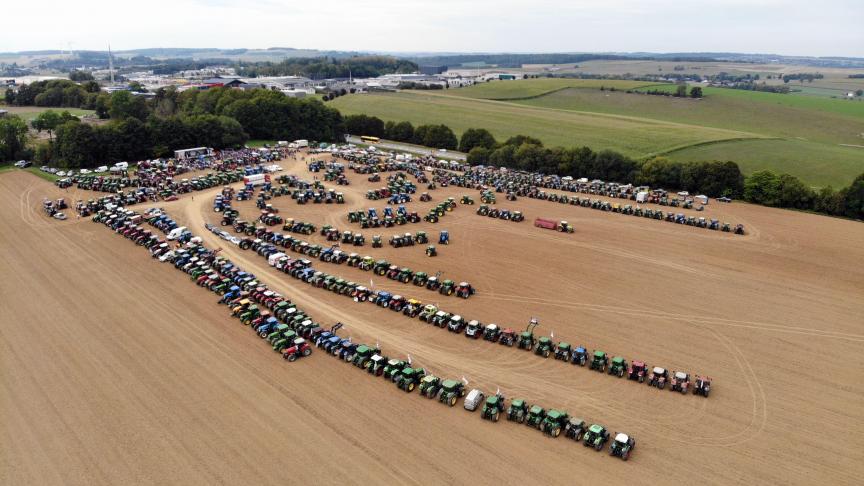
[647,137,785,158]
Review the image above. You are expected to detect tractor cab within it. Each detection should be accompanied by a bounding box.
[507,398,529,422]
[438,379,465,406]
[368,354,387,375]
[649,367,668,389]
[455,282,475,298]
[517,331,535,350]
[499,328,517,346]
[572,346,588,365]
[465,320,482,338]
[555,342,571,361]
[481,394,505,421]
[541,409,570,437]
[671,371,691,393]
[383,359,407,381]
[565,418,587,441]
[590,350,609,371]
[447,315,465,333]
[694,375,712,397]
[419,375,442,398]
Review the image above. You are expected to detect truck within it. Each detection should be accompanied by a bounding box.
[534,218,557,230]
[636,191,649,203]
[243,174,271,187]
[293,139,309,148]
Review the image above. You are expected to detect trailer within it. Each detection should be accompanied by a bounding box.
[534,218,558,230]
[243,174,271,187]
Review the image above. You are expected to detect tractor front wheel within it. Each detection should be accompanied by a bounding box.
[287,353,297,362]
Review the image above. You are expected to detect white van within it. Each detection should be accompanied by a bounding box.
[268,252,286,267]
[167,226,188,241]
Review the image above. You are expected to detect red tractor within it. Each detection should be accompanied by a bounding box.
[282,338,312,361]
[455,282,475,299]
[498,328,517,346]
[627,360,647,383]
[670,371,691,394]
[693,376,712,397]
[648,367,668,389]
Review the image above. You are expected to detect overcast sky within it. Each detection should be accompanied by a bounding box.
[4,0,862,57]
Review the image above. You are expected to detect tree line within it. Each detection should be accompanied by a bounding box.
[237,56,418,79]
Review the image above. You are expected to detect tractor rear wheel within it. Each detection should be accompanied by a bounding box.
[302,348,311,356]
[407,382,415,392]
[287,354,297,362]
[449,396,457,407]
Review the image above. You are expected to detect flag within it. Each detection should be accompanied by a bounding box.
[551,330,554,338]
[462,376,469,385]
[370,278,374,288]
[407,354,412,365]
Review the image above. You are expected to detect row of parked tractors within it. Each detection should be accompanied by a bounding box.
[236,228,471,298]
[476,204,525,222]
[94,204,639,459]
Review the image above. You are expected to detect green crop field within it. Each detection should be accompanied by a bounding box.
[445,78,660,100]
[331,91,759,157]
[332,78,864,187]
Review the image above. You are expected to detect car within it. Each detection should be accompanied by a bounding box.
[56,171,66,177]
[717,196,732,203]
[96,165,109,173]
[47,168,58,173]
[79,168,92,174]
[14,160,31,168]
[463,389,485,411]
[52,212,67,220]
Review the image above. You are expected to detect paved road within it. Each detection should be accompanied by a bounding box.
[345,136,467,161]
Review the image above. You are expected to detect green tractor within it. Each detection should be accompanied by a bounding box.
[438,379,466,406]
[564,418,587,441]
[583,424,610,451]
[397,268,413,283]
[476,205,490,216]
[396,367,426,392]
[526,405,546,429]
[272,330,298,352]
[351,345,376,368]
[534,337,553,358]
[540,409,570,438]
[481,394,506,422]
[372,259,390,276]
[507,399,529,423]
[439,279,456,296]
[554,342,571,361]
[517,332,535,351]
[460,195,474,205]
[590,350,609,372]
[608,356,627,378]
[383,359,407,381]
[419,375,442,398]
[412,272,429,286]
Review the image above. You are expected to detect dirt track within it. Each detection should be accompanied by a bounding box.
[2,159,863,485]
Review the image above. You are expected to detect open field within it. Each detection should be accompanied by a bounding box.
[330,92,760,157]
[333,78,864,186]
[2,154,864,484]
[0,105,95,121]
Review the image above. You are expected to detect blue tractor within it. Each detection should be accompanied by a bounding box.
[383,206,394,218]
[439,230,450,245]
[375,291,393,307]
[368,208,378,219]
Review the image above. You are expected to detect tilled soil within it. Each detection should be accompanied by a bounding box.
[1,159,863,485]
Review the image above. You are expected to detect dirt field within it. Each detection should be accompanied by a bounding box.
[2,156,863,485]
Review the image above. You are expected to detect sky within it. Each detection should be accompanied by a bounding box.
[3,0,863,57]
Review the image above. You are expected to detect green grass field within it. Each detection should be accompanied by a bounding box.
[445,78,660,100]
[331,92,758,158]
[0,106,95,121]
[332,79,864,186]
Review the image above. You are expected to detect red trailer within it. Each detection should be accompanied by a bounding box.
[534,218,558,230]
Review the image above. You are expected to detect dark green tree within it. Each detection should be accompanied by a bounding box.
[458,128,497,153]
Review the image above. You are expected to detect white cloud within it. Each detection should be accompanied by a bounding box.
[2,0,861,57]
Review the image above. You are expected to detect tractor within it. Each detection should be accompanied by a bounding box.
[460,195,474,205]
[554,342,572,361]
[367,354,388,376]
[438,230,449,245]
[526,405,546,429]
[383,359,407,381]
[564,418,587,442]
[414,231,428,244]
[430,311,452,328]
[476,205,490,216]
[506,399,529,423]
[397,367,426,392]
[425,245,437,257]
[609,357,627,378]
[439,279,456,296]
[281,338,312,361]
[583,424,610,451]
[397,268,413,283]
[351,345,376,368]
[483,324,502,342]
[648,367,669,389]
[670,371,691,394]
[557,221,574,233]
[372,260,390,276]
[455,282,475,299]
[464,320,483,339]
[403,299,423,318]
[534,337,553,358]
[571,346,588,366]
[541,410,570,437]
[693,376,712,397]
[609,433,636,461]
[412,272,429,286]
[517,332,535,351]
[438,380,466,407]
[418,305,438,322]
[352,233,365,246]
[419,192,431,202]
[447,315,466,333]
[590,350,609,372]
[511,211,524,222]
[372,235,383,248]
[628,360,648,383]
[498,328,517,346]
[481,394,506,422]
[419,375,442,398]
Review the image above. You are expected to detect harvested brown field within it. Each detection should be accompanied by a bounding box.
[2,156,863,485]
